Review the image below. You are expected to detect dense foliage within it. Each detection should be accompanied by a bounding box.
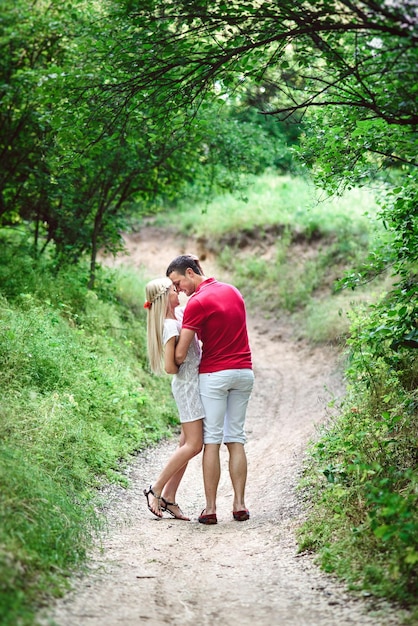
[0,234,179,625]
[106,0,418,341]
[0,0,294,287]
[299,303,418,605]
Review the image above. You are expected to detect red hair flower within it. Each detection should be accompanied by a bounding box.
[143,301,152,309]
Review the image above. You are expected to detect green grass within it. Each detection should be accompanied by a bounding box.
[297,340,418,609]
[0,446,93,621]
[0,239,178,626]
[155,171,380,240]
[152,171,387,344]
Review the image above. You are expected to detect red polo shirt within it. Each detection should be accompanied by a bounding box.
[181,278,252,374]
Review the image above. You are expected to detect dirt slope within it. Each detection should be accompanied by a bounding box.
[40,228,403,626]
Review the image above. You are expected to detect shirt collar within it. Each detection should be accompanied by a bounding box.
[195,277,216,293]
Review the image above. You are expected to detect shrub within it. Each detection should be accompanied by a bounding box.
[298,305,418,606]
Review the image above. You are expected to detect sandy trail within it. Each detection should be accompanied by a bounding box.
[40,229,402,626]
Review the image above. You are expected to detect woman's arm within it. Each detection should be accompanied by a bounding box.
[164,336,179,374]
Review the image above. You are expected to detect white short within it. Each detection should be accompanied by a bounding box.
[199,369,254,444]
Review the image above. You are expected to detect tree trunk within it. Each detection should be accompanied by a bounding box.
[88,205,105,290]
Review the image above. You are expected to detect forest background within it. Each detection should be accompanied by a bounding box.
[0,1,417,625]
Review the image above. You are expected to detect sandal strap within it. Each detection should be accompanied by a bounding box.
[143,485,163,519]
[161,497,177,508]
[160,498,189,520]
[149,486,162,500]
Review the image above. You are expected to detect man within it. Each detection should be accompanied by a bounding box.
[166,255,254,525]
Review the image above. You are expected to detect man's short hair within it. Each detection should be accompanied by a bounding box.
[166,255,202,277]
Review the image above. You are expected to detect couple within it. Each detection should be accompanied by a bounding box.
[143,255,254,525]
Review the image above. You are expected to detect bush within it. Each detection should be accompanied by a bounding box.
[0,446,93,624]
[0,240,177,624]
[298,305,418,606]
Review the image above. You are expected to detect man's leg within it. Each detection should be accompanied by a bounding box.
[224,369,254,516]
[225,442,247,512]
[202,443,221,514]
[199,372,229,517]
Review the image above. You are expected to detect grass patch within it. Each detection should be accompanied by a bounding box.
[155,171,379,241]
[0,447,94,624]
[152,171,386,344]
[298,305,418,610]
[0,237,178,625]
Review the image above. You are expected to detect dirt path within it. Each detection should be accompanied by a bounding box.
[40,229,402,626]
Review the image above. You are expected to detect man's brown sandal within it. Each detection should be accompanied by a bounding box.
[161,497,190,521]
[143,485,162,518]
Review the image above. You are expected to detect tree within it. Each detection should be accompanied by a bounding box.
[106,0,417,343]
[109,1,417,125]
[0,0,289,286]
[0,0,74,230]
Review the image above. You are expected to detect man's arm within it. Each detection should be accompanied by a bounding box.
[175,328,196,365]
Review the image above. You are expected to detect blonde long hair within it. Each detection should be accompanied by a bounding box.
[144,277,172,375]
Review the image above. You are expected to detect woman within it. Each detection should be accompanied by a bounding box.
[143,274,204,520]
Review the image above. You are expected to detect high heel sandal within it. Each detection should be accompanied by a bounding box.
[160,497,190,521]
[143,485,162,518]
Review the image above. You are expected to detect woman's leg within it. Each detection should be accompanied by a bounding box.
[160,428,187,502]
[146,420,203,514]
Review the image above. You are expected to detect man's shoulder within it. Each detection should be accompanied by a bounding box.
[214,280,241,295]
[201,278,235,290]
[193,281,242,310]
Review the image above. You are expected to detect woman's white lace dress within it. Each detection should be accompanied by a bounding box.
[163,307,205,423]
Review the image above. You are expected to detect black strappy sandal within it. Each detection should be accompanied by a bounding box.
[161,497,190,521]
[143,485,162,518]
